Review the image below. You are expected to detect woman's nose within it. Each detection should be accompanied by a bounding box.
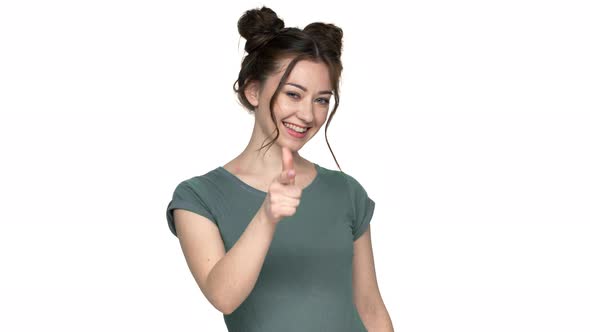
[297,101,315,122]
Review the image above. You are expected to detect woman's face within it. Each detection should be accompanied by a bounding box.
[250,57,333,151]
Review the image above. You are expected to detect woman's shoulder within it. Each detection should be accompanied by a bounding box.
[316,163,352,182]
[317,164,370,196]
[173,166,224,192]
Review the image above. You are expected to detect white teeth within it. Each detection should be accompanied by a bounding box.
[283,122,308,133]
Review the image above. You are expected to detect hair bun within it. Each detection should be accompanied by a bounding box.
[238,6,285,53]
[303,22,343,58]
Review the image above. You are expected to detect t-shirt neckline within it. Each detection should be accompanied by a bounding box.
[216,162,322,196]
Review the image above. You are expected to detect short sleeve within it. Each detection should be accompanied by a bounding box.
[344,173,376,241]
[166,179,218,237]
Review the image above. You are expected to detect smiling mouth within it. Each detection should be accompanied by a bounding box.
[282,121,311,131]
[282,121,312,138]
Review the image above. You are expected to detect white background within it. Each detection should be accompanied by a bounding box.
[1,0,589,331]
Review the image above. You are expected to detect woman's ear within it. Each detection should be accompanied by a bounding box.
[245,80,260,108]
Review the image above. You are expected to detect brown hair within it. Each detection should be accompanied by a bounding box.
[233,6,344,171]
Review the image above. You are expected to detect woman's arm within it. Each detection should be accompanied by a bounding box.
[175,207,277,315]
[353,225,395,332]
[204,208,277,315]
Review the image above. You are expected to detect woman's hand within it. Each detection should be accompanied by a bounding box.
[260,146,302,225]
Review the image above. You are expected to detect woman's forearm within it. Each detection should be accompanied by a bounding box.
[205,209,277,315]
[359,302,395,332]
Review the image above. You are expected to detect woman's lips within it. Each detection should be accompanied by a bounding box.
[283,121,310,138]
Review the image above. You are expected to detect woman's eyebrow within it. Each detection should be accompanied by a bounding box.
[285,82,333,95]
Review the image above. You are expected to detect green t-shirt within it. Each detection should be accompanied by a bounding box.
[166,162,375,332]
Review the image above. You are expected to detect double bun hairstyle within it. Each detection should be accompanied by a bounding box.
[233,6,345,171]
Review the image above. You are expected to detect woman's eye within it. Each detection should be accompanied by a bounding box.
[286,92,329,105]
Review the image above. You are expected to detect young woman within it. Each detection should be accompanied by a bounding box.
[166,6,394,332]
